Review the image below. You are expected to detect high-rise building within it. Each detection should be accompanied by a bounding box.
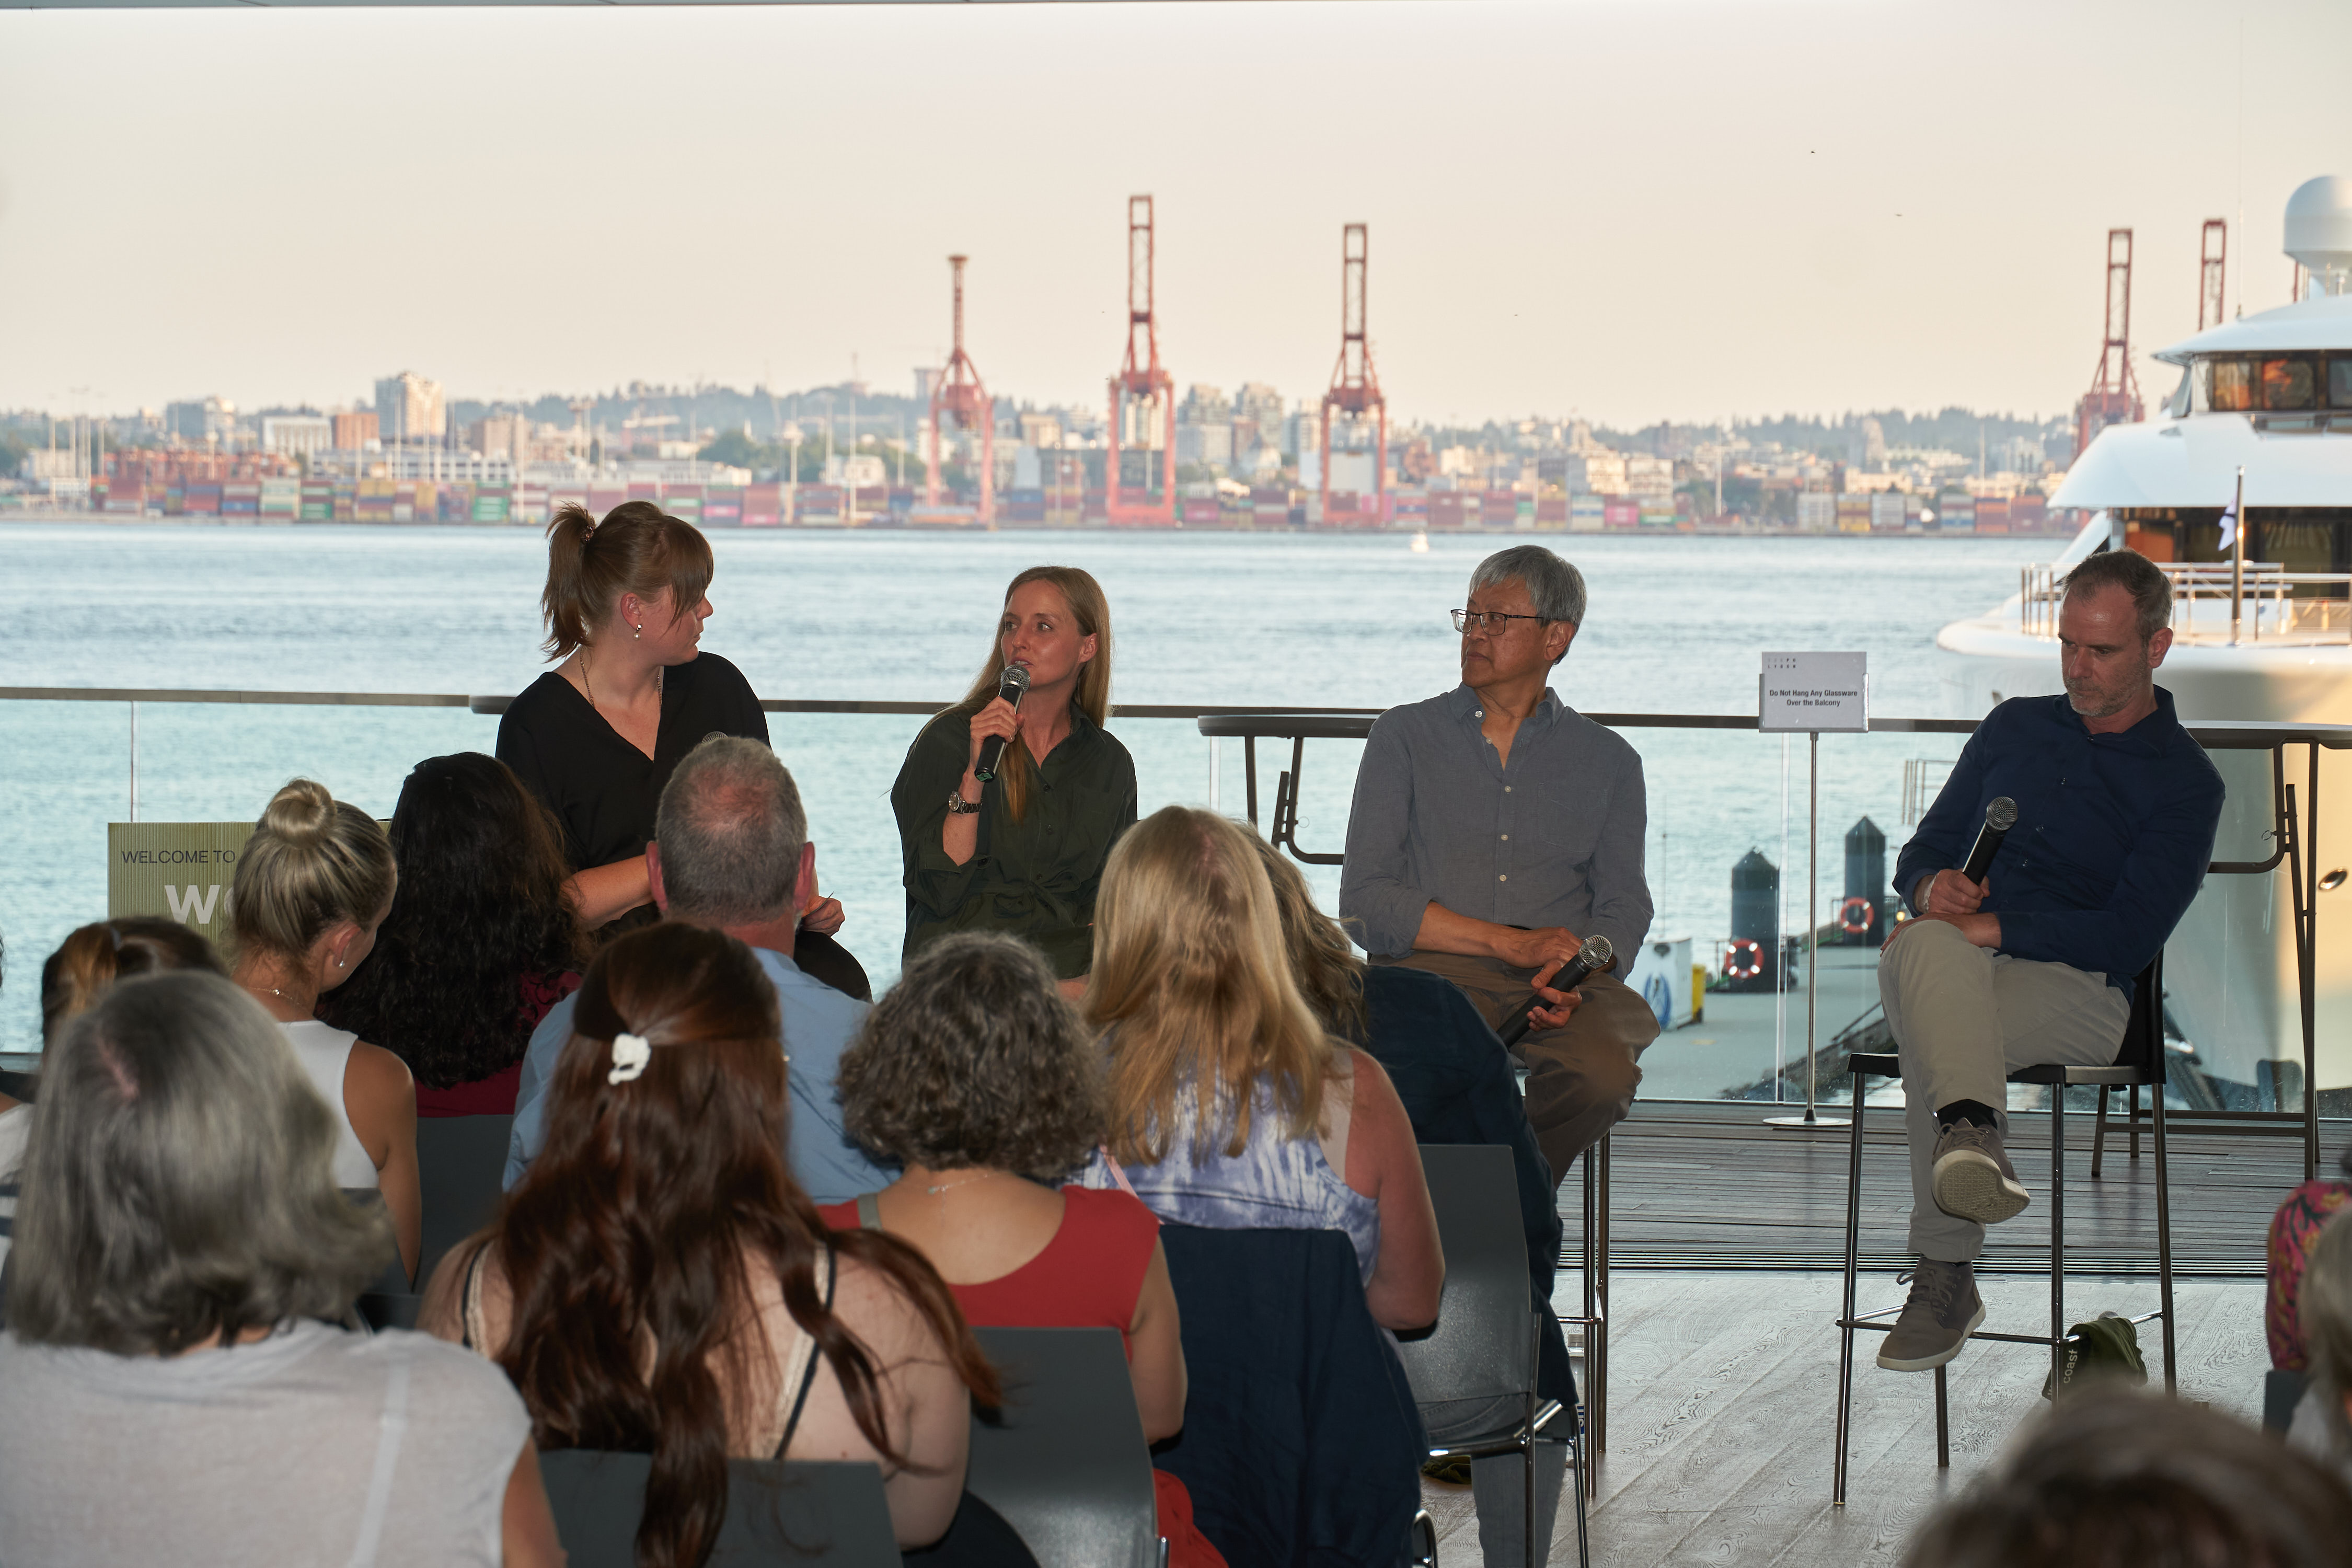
[469,412,533,464]
[165,396,236,444]
[332,411,380,451]
[261,414,332,456]
[1178,384,1233,425]
[374,372,446,444]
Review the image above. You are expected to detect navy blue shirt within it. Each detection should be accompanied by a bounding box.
[1893,688,2224,998]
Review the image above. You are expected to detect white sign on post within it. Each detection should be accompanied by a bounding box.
[1759,651,1869,732]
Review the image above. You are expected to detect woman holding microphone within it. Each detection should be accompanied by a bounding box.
[892,566,1135,988]
[498,503,856,990]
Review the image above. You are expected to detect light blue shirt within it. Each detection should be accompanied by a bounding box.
[504,944,893,1203]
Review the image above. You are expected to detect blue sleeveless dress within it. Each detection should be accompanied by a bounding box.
[1077,1070,1382,1285]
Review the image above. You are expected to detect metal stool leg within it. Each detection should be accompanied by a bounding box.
[1933,1364,1949,1468]
[2154,1082,2177,1390]
[2128,1083,2142,1163]
[1595,1135,1610,1461]
[2092,1085,2109,1179]
[1833,1068,1868,1506]
[1578,1142,1598,1501]
[2050,1091,2068,1398]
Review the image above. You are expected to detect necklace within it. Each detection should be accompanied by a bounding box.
[925,1171,998,1197]
[580,648,659,712]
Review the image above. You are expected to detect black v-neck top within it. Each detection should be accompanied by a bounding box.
[495,652,769,874]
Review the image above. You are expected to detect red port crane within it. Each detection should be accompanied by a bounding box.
[2073,228,2144,459]
[1106,195,1175,527]
[925,254,994,523]
[2199,219,2229,330]
[1318,223,1387,529]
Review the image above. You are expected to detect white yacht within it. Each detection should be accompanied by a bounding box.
[1935,175,2352,1101]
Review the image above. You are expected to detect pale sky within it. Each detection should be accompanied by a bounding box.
[1,0,2344,428]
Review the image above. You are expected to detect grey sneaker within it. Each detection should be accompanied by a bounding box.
[1876,1260,1986,1371]
[1932,1118,2031,1226]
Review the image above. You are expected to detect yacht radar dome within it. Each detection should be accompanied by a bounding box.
[2285,175,2352,297]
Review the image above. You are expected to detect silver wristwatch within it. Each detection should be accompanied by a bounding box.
[945,790,983,816]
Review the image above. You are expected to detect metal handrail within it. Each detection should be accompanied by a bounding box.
[2020,559,2352,644]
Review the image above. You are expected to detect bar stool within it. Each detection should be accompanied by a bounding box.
[1563,1134,1610,1500]
[1829,956,2173,1504]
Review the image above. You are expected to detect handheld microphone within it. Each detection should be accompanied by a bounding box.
[972,664,1031,783]
[1958,796,2019,886]
[1496,935,1615,1048]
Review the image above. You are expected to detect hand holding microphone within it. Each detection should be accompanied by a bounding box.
[1496,934,1615,1048]
[1920,797,2016,916]
[971,665,1031,783]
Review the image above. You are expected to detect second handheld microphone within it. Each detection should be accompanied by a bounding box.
[1958,795,2019,885]
[1496,934,1615,1048]
[972,664,1031,783]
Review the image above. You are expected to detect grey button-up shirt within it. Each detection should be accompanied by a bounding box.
[1339,683,1653,962]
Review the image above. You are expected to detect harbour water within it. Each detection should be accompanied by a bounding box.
[0,524,2057,1083]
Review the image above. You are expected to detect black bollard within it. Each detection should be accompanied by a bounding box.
[1729,849,1780,993]
[1843,816,1886,946]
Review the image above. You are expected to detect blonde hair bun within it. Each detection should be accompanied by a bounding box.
[259,779,340,846]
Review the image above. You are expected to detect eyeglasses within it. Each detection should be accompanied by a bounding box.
[1451,608,1548,634]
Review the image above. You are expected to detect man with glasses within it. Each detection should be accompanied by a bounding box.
[1340,545,1658,1192]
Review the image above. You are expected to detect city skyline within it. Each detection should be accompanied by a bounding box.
[2,0,2344,426]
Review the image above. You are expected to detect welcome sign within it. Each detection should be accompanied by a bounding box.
[107,823,255,950]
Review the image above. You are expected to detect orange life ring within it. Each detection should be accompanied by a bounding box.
[1840,896,1875,935]
[1725,937,1764,980]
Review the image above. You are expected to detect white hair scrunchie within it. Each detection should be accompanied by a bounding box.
[607,1032,653,1085]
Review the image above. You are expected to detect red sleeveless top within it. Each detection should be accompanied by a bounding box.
[817,1186,1159,1347]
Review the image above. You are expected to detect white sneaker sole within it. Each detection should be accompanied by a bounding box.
[1876,1297,1988,1372]
[1933,1148,2031,1226]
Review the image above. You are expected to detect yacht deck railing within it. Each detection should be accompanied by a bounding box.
[2021,560,2352,644]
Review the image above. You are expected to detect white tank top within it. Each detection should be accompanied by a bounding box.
[280,1021,381,1190]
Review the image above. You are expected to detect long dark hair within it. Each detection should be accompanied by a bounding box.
[480,924,998,1568]
[319,754,585,1089]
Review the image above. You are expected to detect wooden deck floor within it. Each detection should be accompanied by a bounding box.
[1558,1099,2337,1277]
[1423,1271,2269,1566]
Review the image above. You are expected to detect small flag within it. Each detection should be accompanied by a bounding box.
[2217,499,2239,555]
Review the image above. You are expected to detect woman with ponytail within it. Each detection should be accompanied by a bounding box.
[890,566,1135,987]
[228,778,421,1282]
[497,501,771,937]
[423,923,994,1560]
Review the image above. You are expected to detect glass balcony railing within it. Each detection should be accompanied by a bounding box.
[4,688,2345,1145]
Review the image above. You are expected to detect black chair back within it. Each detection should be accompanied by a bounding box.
[416,1113,513,1287]
[1393,1145,1535,1408]
[2115,956,2164,1079]
[965,1327,1157,1568]
[538,1449,897,1566]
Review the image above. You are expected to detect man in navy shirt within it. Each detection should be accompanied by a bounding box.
[1875,549,2223,1373]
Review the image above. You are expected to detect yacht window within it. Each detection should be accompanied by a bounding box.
[2331,358,2352,409]
[2261,358,2315,410]
[2208,358,2254,412]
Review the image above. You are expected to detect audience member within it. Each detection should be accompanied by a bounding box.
[316,752,586,1116]
[828,931,1221,1567]
[229,779,421,1283]
[2271,1144,2352,1372]
[1903,1388,2352,1568]
[891,566,1135,989]
[1074,805,1444,1331]
[1250,831,1574,1566]
[428,922,994,1557]
[2290,1209,2352,1484]
[4,919,229,1270]
[1339,544,1658,1192]
[40,916,227,1044]
[504,736,891,1201]
[0,971,560,1566]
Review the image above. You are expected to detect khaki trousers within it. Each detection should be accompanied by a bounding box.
[1390,951,1659,1185]
[1876,919,2130,1263]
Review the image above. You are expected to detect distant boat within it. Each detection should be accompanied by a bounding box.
[1409,530,1429,553]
